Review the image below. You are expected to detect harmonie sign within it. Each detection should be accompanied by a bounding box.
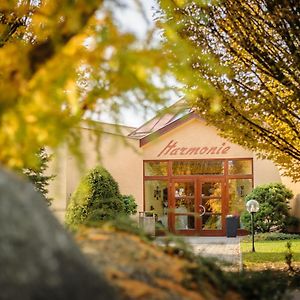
[157,140,231,157]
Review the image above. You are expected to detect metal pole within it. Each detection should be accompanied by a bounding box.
[251,212,255,252]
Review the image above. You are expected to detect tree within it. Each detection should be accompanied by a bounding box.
[65,166,137,229]
[241,183,293,232]
[23,148,54,205]
[159,0,300,180]
[0,0,172,171]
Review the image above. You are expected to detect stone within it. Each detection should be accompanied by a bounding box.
[0,168,119,300]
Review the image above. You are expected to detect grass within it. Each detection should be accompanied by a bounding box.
[241,239,300,270]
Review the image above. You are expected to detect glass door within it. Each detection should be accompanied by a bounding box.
[171,179,197,234]
[170,178,225,235]
[199,180,225,236]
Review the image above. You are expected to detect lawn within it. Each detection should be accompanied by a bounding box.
[241,240,300,270]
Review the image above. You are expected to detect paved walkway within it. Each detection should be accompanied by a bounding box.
[157,236,242,270]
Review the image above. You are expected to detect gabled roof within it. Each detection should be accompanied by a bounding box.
[128,98,190,139]
[128,98,203,147]
[139,112,202,147]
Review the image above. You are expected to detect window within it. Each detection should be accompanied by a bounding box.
[228,179,253,228]
[172,160,224,175]
[228,160,252,175]
[144,180,168,228]
[144,161,168,176]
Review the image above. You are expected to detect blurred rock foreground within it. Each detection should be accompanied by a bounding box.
[0,168,241,300]
[76,227,242,300]
[0,168,118,300]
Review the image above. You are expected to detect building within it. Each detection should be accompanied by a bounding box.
[49,101,300,235]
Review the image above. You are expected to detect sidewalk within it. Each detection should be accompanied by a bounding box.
[157,236,242,270]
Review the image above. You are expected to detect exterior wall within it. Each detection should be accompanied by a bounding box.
[49,117,300,226]
[49,122,144,220]
[141,118,300,222]
[48,145,68,222]
[142,118,282,188]
[253,157,282,186]
[281,177,300,231]
[142,119,253,160]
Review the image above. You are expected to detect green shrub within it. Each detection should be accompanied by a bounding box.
[241,183,293,233]
[122,195,137,215]
[242,232,300,242]
[228,270,290,300]
[65,166,137,229]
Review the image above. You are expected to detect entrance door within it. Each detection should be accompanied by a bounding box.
[171,179,198,235]
[199,180,225,236]
[170,178,225,235]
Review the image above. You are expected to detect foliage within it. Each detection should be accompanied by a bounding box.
[172,238,295,300]
[122,195,137,215]
[22,148,54,205]
[0,0,175,170]
[243,232,300,242]
[239,240,300,298]
[285,241,294,272]
[158,236,297,300]
[105,216,155,243]
[184,256,232,299]
[65,166,137,229]
[75,222,299,300]
[241,183,293,232]
[241,240,300,264]
[228,270,289,300]
[159,0,300,180]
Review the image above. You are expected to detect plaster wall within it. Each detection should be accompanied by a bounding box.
[142,119,282,189]
[142,119,254,160]
[48,145,68,222]
[253,156,282,186]
[49,118,300,224]
[49,122,144,219]
[281,177,300,229]
[141,118,300,221]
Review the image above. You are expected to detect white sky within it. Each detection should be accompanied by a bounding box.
[97,0,178,128]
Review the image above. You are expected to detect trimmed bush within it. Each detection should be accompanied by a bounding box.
[65,166,136,229]
[241,183,293,233]
[122,195,137,215]
[242,232,300,242]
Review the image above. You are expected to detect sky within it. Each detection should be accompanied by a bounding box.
[96,0,178,128]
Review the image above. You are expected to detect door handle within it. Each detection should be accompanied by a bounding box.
[199,205,206,216]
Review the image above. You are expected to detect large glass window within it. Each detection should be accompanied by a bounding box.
[144,161,168,176]
[144,159,253,234]
[202,215,222,230]
[201,181,222,230]
[228,160,252,175]
[174,181,195,230]
[228,179,253,216]
[175,215,195,230]
[144,180,168,228]
[172,160,224,175]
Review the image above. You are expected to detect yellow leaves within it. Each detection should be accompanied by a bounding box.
[132,64,147,81]
[163,24,179,42]
[0,1,177,170]
[173,0,187,8]
[0,0,29,13]
[63,33,86,56]
[210,96,222,113]
[0,41,29,81]
[30,13,52,42]
[24,114,37,124]
[65,80,80,115]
